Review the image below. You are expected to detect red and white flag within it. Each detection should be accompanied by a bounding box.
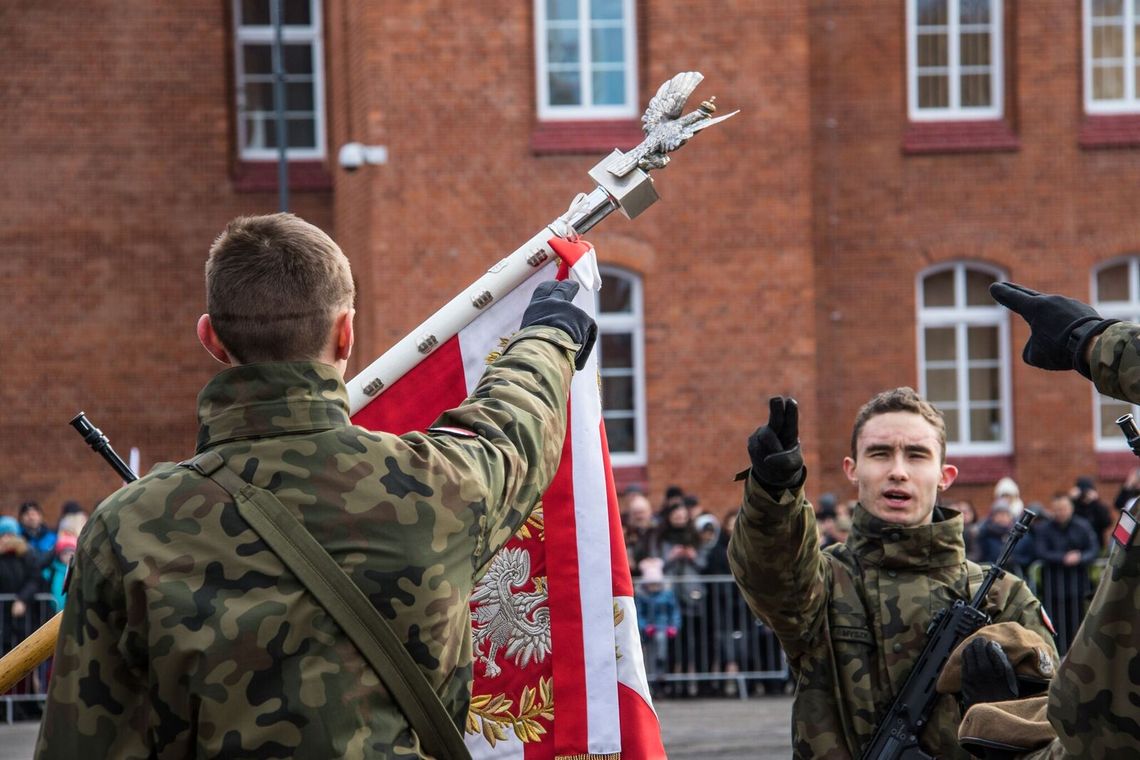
[348,236,665,759]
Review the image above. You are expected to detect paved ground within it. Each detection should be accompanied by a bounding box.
[5,695,794,758]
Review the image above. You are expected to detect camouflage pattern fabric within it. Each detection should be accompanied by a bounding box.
[1090,321,1140,404]
[35,326,577,759]
[728,476,1057,759]
[974,328,1140,759]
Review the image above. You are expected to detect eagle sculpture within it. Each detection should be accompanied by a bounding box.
[607,71,738,177]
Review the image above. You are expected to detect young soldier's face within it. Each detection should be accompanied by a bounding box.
[842,411,958,527]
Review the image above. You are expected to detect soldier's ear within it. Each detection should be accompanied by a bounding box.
[939,463,959,492]
[197,314,233,365]
[842,456,858,484]
[333,308,355,362]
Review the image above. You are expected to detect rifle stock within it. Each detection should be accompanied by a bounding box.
[860,510,1036,760]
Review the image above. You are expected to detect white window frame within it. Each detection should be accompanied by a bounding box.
[1092,256,1140,450]
[906,0,1004,121]
[596,266,647,467]
[917,262,1012,456]
[534,0,639,121]
[233,0,326,161]
[1083,0,1140,114]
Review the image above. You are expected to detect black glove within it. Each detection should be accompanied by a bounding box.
[989,282,1119,379]
[960,637,1019,711]
[747,397,805,491]
[520,280,598,371]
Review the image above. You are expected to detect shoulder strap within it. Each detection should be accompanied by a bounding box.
[183,450,471,760]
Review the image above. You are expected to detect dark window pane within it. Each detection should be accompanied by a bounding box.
[960,74,992,106]
[1093,65,1125,100]
[592,70,625,105]
[959,0,991,24]
[1092,0,1124,18]
[968,366,1000,402]
[549,70,581,105]
[591,0,623,21]
[1097,262,1130,302]
[925,327,956,362]
[941,405,961,441]
[287,117,316,148]
[286,81,314,110]
[245,82,275,112]
[923,270,955,306]
[926,368,958,403]
[960,32,991,66]
[284,44,314,74]
[240,0,271,25]
[965,269,997,305]
[918,74,950,108]
[969,406,1001,442]
[603,415,635,453]
[917,0,948,26]
[591,27,624,64]
[283,0,312,25]
[600,274,632,312]
[547,0,578,21]
[967,326,998,360]
[600,333,633,368]
[243,44,273,75]
[918,32,948,67]
[602,375,634,410]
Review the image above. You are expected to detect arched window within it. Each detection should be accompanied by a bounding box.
[917,262,1011,454]
[1092,256,1140,449]
[596,267,646,466]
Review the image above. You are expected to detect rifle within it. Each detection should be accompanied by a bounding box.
[0,413,137,694]
[860,509,1036,760]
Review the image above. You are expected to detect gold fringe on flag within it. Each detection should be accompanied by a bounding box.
[554,754,621,760]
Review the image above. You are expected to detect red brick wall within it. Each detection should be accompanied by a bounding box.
[807,0,1140,514]
[0,1,332,518]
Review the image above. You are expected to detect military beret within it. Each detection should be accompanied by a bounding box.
[958,695,1053,754]
[936,621,1056,695]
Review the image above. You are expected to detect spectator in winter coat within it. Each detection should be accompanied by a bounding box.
[44,534,77,614]
[1034,493,1099,655]
[0,516,44,652]
[18,501,55,569]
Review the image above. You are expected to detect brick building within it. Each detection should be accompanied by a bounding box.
[2,1,1138,523]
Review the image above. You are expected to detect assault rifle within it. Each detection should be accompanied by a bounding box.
[860,509,1036,760]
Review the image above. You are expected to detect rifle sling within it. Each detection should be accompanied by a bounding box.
[183,450,471,760]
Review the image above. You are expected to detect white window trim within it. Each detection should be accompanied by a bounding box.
[916,262,1012,456]
[1083,0,1140,114]
[906,0,1004,121]
[597,266,647,467]
[534,0,639,121]
[1092,257,1140,450]
[233,0,326,161]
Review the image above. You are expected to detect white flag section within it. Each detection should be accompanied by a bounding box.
[347,236,665,760]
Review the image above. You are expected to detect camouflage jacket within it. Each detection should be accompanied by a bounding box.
[1090,321,1140,405]
[36,326,576,760]
[728,476,1056,759]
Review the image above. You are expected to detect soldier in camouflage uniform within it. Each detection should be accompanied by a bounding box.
[949,283,1140,758]
[728,389,1057,759]
[35,213,596,759]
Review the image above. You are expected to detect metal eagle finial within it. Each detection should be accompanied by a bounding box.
[607,71,739,177]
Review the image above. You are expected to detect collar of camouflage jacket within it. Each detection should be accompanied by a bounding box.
[195,361,352,452]
[846,504,966,570]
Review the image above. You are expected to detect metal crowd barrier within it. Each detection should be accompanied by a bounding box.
[1022,558,1106,656]
[632,574,789,699]
[0,593,56,723]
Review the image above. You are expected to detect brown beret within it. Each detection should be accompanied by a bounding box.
[958,695,1053,753]
[936,621,1056,695]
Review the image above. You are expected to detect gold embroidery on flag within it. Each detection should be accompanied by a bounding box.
[466,675,554,746]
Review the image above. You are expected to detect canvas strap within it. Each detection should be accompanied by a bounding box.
[183,450,471,760]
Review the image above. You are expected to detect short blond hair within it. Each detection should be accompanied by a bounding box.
[850,387,948,462]
[206,214,354,362]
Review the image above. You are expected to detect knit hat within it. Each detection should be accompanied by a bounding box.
[0,516,20,536]
[936,622,1056,695]
[639,557,665,583]
[958,695,1053,753]
[54,534,78,555]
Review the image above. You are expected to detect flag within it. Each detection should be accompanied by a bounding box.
[348,236,665,759]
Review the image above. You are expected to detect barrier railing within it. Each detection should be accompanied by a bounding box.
[0,593,56,723]
[633,574,789,699]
